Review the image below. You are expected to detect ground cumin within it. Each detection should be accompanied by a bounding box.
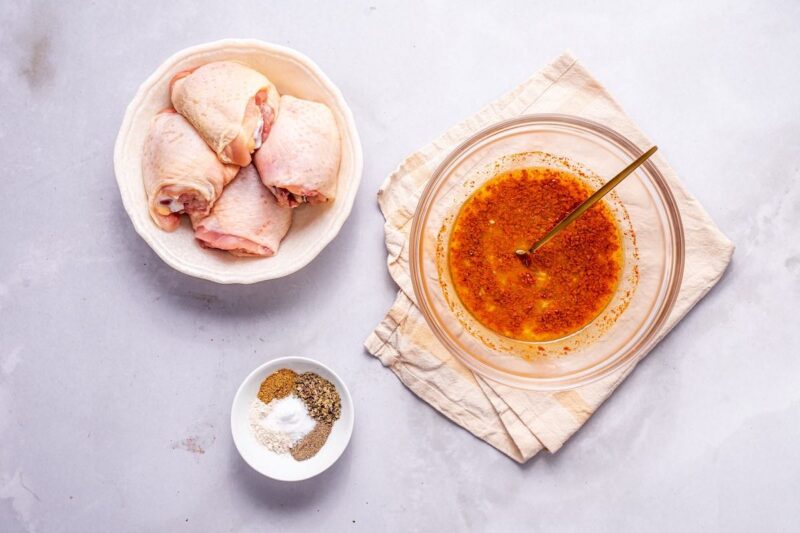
[257,368,297,404]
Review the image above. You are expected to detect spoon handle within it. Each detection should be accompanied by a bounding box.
[523,145,658,255]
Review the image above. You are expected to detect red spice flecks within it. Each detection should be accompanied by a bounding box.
[448,167,622,341]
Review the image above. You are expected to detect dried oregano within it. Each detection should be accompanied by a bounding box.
[294,372,341,424]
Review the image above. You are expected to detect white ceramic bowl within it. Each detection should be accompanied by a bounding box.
[114,39,364,283]
[231,356,354,482]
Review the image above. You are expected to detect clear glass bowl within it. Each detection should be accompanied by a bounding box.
[410,115,684,391]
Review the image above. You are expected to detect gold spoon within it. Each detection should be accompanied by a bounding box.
[515,145,658,260]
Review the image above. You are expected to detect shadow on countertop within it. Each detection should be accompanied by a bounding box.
[230,431,355,510]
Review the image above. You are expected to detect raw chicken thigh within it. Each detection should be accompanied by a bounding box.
[192,165,292,257]
[142,110,239,231]
[254,95,341,208]
[170,61,280,167]
[138,60,346,259]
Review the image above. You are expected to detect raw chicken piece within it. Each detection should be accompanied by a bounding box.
[170,61,280,167]
[142,110,239,231]
[253,95,341,208]
[192,165,292,257]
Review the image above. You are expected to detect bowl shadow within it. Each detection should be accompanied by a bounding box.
[230,429,354,510]
[112,195,361,322]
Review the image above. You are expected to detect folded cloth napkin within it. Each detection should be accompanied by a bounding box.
[364,51,734,463]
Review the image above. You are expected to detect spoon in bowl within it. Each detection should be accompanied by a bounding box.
[515,145,658,263]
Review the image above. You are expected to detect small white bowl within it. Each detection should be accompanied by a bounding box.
[114,39,364,283]
[231,356,354,482]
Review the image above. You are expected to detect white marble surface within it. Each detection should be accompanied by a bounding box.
[1,1,799,531]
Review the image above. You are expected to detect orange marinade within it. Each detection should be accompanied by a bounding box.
[448,167,622,341]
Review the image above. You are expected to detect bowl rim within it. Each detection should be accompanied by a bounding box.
[410,113,685,391]
[230,355,354,482]
[113,39,364,284]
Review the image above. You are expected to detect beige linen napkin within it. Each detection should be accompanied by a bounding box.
[364,52,734,463]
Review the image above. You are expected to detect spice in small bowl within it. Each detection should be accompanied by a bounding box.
[231,356,353,481]
[249,369,342,461]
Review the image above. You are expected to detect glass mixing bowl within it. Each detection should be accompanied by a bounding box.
[410,114,684,391]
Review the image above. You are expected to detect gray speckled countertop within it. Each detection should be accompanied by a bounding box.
[1,1,799,531]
